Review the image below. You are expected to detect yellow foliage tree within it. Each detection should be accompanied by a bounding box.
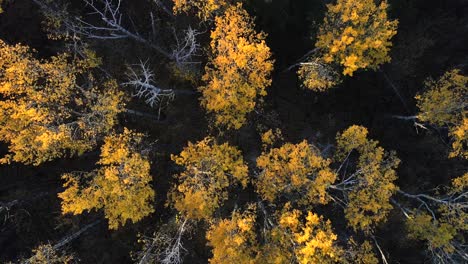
[299,0,397,90]
[260,128,283,149]
[200,3,274,129]
[297,57,342,91]
[407,213,457,255]
[172,0,230,21]
[206,203,344,264]
[262,204,343,264]
[416,69,468,159]
[316,0,398,76]
[401,172,467,262]
[23,244,74,264]
[59,128,155,230]
[335,125,400,233]
[169,137,249,220]
[0,39,124,165]
[206,204,260,264]
[256,140,337,205]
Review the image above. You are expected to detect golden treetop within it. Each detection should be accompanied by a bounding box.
[200,3,274,129]
[206,204,259,264]
[256,140,337,205]
[59,128,154,230]
[0,39,124,165]
[266,204,344,264]
[417,69,467,125]
[170,137,249,220]
[416,69,468,159]
[336,125,400,233]
[316,0,398,76]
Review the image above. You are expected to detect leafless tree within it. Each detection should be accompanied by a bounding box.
[160,218,188,264]
[171,26,202,69]
[72,0,170,56]
[32,0,201,70]
[135,217,190,264]
[123,61,175,118]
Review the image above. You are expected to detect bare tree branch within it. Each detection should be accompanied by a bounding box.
[123,61,175,117]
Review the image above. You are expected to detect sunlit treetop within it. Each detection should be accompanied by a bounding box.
[0,39,124,165]
[207,203,344,264]
[256,140,337,205]
[59,128,155,230]
[169,137,249,220]
[262,203,344,264]
[315,0,398,76]
[172,0,230,21]
[200,3,274,129]
[206,204,260,264]
[417,69,467,126]
[335,125,400,233]
[416,69,468,159]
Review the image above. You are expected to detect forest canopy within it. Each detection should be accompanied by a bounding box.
[0,0,466,263]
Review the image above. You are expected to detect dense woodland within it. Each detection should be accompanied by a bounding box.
[0,0,467,263]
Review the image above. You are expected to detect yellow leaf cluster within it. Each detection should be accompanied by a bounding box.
[316,0,398,76]
[441,173,468,232]
[206,204,344,264]
[336,125,400,233]
[0,39,124,165]
[256,140,337,205]
[297,57,342,91]
[172,0,229,21]
[200,3,274,129]
[403,171,467,260]
[416,69,468,159]
[450,118,468,159]
[451,172,468,193]
[267,205,343,264]
[407,212,457,253]
[26,244,74,264]
[206,205,259,264]
[39,1,74,41]
[169,137,249,220]
[260,128,283,149]
[59,128,155,230]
